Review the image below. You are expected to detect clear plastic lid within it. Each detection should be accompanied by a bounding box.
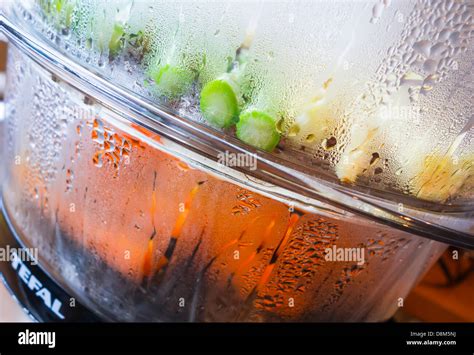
[2,0,473,246]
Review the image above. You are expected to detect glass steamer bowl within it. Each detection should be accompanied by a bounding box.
[0,0,472,322]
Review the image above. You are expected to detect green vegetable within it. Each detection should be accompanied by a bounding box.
[128,30,149,51]
[199,46,251,128]
[149,64,194,99]
[236,110,280,151]
[200,79,239,128]
[39,0,76,31]
[108,23,125,59]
